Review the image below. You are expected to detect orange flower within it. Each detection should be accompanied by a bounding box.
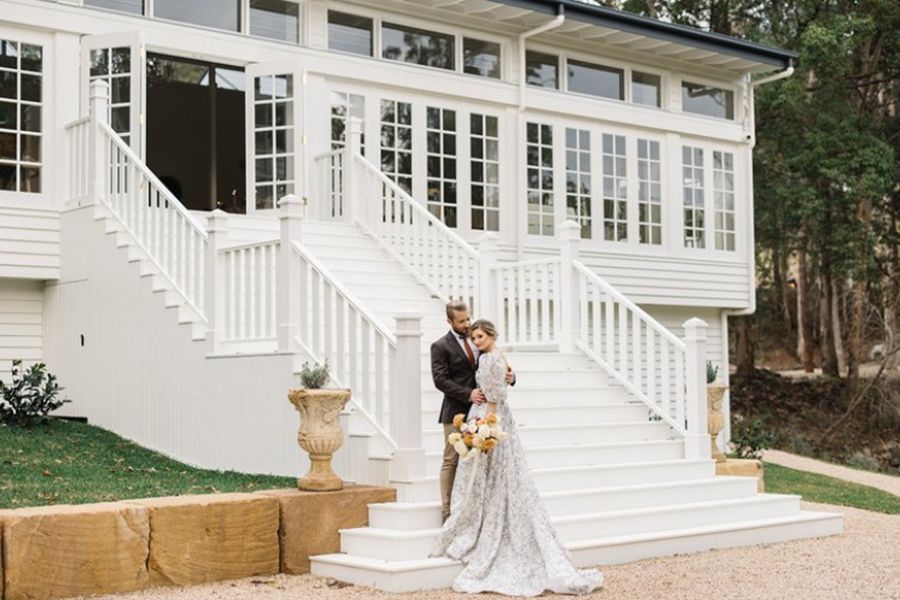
[463,433,474,446]
[485,413,498,425]
[477,418,486,426]
[483,438,497,453]
[453,413,465,429]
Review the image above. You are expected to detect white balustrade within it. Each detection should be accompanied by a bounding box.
[64,117,91,206]
[492,257,562,349]
[311,149,344,220]
[220,239,280,343]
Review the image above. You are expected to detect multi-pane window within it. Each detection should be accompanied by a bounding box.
[525,51,558,89]
[637,139,662,245]
[713,150,735,251]
[155,0,240,31]
[382,23,454,70]
[253,74,294,209]
[425,107,457,226]
[567,59,623,100]
[565,128,592,239]
[682,146,705,248]
[470,113,499,231]
[632,71,661,107]
[526,122,554,236]
[682,81,734,120]
[0,39,42,193]
[602,134,627,242]
[89,46,132,145]
[380,99,412,194]
[249,0,300,43]
[330,91,365,151]
[85,0,143,13]
[463,38,501,79]
[328,11,373,56]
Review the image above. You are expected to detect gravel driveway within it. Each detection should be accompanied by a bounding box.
[80,501,899,600]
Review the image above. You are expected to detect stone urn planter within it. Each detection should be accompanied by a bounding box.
[707,383,729,463]
[288,387,351,491]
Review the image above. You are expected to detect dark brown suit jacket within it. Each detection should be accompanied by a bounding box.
[431,331,477,424]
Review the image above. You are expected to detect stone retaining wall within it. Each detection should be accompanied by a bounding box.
[0,485,395,600]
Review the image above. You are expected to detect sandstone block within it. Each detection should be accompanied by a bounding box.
[123,493,279,587]
[2,502,150,600]
[255,484,395,574]
[717,458,765,492]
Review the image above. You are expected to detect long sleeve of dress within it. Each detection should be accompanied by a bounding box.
[480,353,508,406]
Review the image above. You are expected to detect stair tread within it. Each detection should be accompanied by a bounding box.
[422,420,667,434]
[423,438,681,457]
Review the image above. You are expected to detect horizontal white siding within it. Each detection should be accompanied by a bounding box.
[0,279,44,382]
[0,207,60,280]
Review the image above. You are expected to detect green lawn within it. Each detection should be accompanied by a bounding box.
[763,462,900,515]
[0,419,295,509]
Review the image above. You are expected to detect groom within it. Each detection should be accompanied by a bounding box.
[431,301,515,523]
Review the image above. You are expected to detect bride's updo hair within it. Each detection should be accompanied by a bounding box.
[470,319,498,340]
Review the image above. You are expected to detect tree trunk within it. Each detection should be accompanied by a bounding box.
[818,269,840,377]
[735,315,755,378]
[797,249,815,371]
[832,276,847,376]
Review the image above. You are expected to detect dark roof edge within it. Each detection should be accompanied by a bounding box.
[496,0,797,69]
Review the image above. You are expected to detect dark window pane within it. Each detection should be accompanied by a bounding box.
[328,11,373,56]
[0,101,16,129]
[20,105,40,132]
[111,47,131,74]
[20,44,42,73]
[20,74,41,102]
[0,71,16,100]
[463,38,500,79]
[0,41,16,70]
[90,48,109,77]
[682,81,734,119]
[21,166,39,192]
[632,71,660,107]
[250,0,299,43]
[567,59,623,100]
[0,132,15,159]
[20,134,40,162]
[0,163,15,190]
[382,22,454,70]
[155,0,240,32]
[526,50,557,89]
[111,77,130,104]
[85,0,143,14]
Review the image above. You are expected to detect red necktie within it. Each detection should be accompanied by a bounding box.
[462,336,476,368]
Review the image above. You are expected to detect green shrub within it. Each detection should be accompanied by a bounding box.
[0,360,70,427]
[731,416,776,459]
[299,361,329,389]
[706,360,719,384]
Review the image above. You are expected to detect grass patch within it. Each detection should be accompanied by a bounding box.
[0,419,295,509]
[764,462,900,515]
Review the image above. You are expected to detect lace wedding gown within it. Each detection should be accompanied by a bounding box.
[430,351,604,596]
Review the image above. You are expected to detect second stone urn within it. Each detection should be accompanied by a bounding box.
[288,388,351,491]
[707,383,729,463]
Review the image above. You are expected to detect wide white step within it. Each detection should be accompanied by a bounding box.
[421,403,648,427]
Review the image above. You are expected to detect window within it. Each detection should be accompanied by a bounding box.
[565,128,591,239]
[682,146,705,248]
[89,46,132,145]
[682,81,734,120]
[602,134,627,242]
[380,99,412,194]
[426,107,457,226]
[637,139,662,245]
[382,23,454,70]
[253,74,294,209]
[567,59,623,100]
[632,71,661,107]
[250,0,300,43]
[328,11,373,56]
[330,91,365,151]
[84,0,143,14]
[713,150,735,251]
[526,122,553,236]
[0,39,42,193]
[471,113,499,231]
[154,0,240,31]
[463,38,501,79]
[525,51,558,89]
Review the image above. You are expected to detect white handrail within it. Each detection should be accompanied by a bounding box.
[312,148,345,221]
[65,118,91,205]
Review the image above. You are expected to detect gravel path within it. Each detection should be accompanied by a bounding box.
[79,501,899,600]
[762,449,900,496]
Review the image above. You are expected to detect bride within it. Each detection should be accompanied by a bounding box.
[430,319,604,596]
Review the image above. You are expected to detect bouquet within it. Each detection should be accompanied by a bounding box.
[448,412,508,460]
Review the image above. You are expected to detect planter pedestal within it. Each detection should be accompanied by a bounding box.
[288,389,351,492]
[707,383,728,463]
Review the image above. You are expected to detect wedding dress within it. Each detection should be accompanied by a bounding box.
[430,351,604,596]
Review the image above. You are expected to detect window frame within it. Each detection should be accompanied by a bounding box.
[679,76,738,121]
[0,36,45,197]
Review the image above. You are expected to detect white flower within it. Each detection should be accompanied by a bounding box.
[465,447,481,460]
[453,441,469,457]
[477,424,491,436]
[448,432,462,444]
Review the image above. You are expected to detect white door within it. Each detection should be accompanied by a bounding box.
[80,32,146,159]
[245,62,303,214]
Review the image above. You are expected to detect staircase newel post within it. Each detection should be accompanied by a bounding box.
[204,210,229,352]
[557,220,581,353]
[277,194,304,352]
[477,232,499,320]
[88,79,110,205]
[343,116,363,223]
[683,317,711,460]
[389,311,427,481]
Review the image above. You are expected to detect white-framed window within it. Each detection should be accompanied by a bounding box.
[470,112,499,231]
[0,38,42,193]
[328,10,373,56]
[632,71,661,108]
[249,0,301,43]
[330,91,365,151]
[713,150,735,251]
[526,121,554,236]
[602,133,627,242]
[565,127,592,239]
[637,138,662,245]
[89,46,132,145]
[682,145,705,248]
[252,74,294,209]
[463,38,501,79]
[682,81,734,120]
[383,22,454,71]
[567,58,623,101]
[425,106,458,226]
[380,99,412,194]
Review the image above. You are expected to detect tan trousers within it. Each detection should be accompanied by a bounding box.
[440,423,459,522]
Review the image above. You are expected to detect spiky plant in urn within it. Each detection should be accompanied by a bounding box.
[706,361,728,463]
[288,362,350,491]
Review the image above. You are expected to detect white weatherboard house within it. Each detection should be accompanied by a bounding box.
[1,0,841,591]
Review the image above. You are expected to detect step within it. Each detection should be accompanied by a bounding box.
[311,510,842,593]
[418,368,610,390]
[421,403,649,427]
[307,244,396,262]
[334,270,422,287]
